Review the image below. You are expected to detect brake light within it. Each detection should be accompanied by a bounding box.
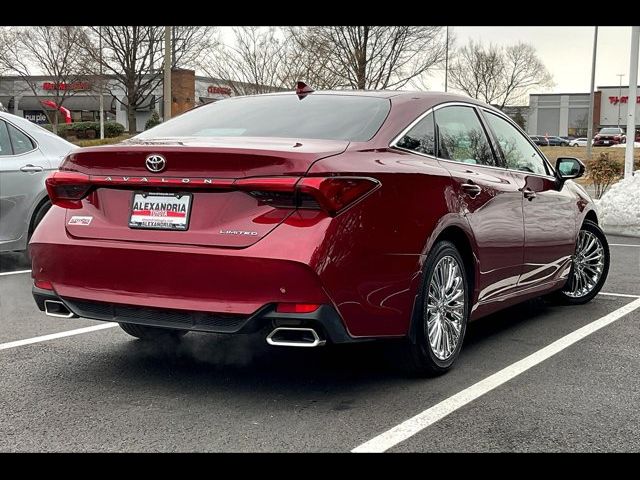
[239,176,379,215]
[276,303,320,313]
[299,177,379,215]
[45,171,92,209]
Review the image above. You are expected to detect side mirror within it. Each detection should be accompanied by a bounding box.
[555,157,585,182]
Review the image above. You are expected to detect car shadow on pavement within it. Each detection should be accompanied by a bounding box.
[61,297,558,396]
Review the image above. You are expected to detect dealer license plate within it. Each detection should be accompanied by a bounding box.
[129,192,192,230]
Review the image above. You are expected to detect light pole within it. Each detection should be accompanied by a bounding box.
[624,26,639,178]
[616,73,625,127]
[163,26,172,122]
[444,26,449,92]
[99,25,104,140]
[586,26,598,159]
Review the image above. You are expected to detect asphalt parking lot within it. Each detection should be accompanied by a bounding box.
[1,234,639,452]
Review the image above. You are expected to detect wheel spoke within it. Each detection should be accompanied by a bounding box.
[425,255,466,361]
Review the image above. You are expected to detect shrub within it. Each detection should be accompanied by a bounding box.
[41,121,125,139]
[145,111,161,130]
[104,122,125,138]
[586,152,623,199]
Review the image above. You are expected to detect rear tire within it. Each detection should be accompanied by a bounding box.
[119,322,188,340]
[399,241,470,377]
[550,220,610,305]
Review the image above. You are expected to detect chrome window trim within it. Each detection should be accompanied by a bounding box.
[0,117,39,157]
[389,100,558,182]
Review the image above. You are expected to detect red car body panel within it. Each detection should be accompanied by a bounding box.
[30,91,597,340]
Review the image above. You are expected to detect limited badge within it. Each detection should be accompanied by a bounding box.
[68,216,93,225]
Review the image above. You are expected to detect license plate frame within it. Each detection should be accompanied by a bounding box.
[128,191,193,231]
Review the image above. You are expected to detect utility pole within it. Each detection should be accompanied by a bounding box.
[586,26,598,159]
[99,25,104,140]
[616,73,625,127]
[444,26,449,92]
[163,26,172,122]
[624,26,639,179]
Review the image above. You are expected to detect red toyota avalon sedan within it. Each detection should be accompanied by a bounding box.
[30,89,610,375]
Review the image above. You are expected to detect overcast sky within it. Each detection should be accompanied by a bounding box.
[424,26,636,96]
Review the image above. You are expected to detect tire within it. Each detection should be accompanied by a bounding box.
[23,200,51,263]
[119,322,188,340]
[551,220,610,305]
[399,241,470,376]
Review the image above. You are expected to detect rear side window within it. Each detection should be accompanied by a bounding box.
[135,94,391,142]
[434,106,496,166]
[395,112,435,156]
[0,121,11,155]
[7,123,35,154]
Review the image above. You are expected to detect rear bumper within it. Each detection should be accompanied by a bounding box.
[32,286,358,343]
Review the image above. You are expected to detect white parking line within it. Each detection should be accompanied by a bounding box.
[0,323,118,351]
[352,296,640,453]
[609,243,640,248]
[0,269,31,276]
[599,292,640,298]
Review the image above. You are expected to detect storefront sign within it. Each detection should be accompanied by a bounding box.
[42,81,91,91]
[608,96,640,105]
[207,85,231,95]
[23,111,48,124]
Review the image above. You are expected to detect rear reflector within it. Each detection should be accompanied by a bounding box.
[276,303,320,314]
[34,279,53,290]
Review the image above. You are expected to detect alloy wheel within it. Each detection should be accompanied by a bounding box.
[425,255,465,361]
[564,230,605,298]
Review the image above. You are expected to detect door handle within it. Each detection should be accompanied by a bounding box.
[520,187,537,200]
[20,164,44,173]
[461,182,482,197]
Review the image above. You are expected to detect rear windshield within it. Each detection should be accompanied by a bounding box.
[599,128,623,134]
[136,94,391,142]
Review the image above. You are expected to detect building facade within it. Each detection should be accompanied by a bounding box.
[528,86,640,138]
[0,71,271,132]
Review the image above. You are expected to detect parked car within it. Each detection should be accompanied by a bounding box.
[569,137,590,147]
[593,127,626,146]
[31,90,609,376]
[529,135,548,146]
[528,135,569,147]
[0,111,76,256]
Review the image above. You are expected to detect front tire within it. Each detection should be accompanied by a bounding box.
[119,322,188,340]
[400,241,470,376]
[552,220,610,305]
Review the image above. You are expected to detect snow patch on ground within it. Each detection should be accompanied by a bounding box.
[596,171,640,237]
[611,142,640,148]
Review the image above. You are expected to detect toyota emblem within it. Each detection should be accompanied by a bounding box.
[145,154,166,173]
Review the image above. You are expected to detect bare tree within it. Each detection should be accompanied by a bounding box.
[289,26,447,90]
[0,26,93,133]
[83,26,216,134]
[449,40,553,109]
[170,26,218,70]
[202,27,289,95]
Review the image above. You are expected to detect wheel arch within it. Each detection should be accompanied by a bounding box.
[407,220,478,343]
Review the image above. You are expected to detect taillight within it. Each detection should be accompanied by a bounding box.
[45,171,92,209]
[240,176,379,215]
[299,177,379,215]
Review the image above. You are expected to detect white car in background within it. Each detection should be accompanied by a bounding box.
[0,111,77,257]
[569,137,590,147]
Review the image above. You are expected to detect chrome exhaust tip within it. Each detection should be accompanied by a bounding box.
[44,300,75,319]
[266,327,326,348]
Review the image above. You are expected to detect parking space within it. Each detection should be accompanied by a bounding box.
[0,234,638,452]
